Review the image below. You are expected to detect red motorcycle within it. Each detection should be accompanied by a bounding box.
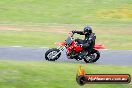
[45,32,103,63]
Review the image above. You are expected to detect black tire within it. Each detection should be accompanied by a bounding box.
[84,49,100,63]
[45,48,61,61]
[92,50,100,62]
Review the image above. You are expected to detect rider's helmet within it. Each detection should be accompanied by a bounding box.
[83,26,92,35]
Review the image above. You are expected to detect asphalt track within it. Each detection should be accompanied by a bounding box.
[0,46,132,66]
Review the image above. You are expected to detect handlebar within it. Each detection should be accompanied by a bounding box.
[69,32,74,38]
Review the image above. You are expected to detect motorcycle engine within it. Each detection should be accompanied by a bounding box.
[69,51,76,59]
[78,52,84,60]
[67,51,84,60]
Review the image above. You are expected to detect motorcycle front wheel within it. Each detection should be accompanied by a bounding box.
[45,48,61,61]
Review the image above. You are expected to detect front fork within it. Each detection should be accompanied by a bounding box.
[52,46,66,59]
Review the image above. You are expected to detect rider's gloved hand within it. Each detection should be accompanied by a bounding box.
[72,30,76,34]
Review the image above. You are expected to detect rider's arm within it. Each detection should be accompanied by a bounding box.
[73,31,84,35]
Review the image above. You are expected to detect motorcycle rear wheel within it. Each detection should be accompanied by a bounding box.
[84,49,100,63]
[45,48,61,61]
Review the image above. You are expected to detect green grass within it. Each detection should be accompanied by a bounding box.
[0,0,131,49]
[0,1,131,88]
[0,30,66,47]
[0,0,131,24]
[0,24,132,50]
[0,61,131,88]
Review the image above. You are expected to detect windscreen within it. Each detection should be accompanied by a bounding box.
[65,37,72,45]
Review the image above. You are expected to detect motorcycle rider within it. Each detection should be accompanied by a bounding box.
[72,26,96,53]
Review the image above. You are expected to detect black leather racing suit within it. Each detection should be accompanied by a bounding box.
[74,31,96,52]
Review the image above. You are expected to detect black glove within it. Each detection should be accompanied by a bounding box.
[72,30,76,34]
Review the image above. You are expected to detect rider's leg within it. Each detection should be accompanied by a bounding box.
[75,38,84,44]
[84,42,95,54]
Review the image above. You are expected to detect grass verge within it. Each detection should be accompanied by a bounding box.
[0,0,131,24]
[0,61,131,88]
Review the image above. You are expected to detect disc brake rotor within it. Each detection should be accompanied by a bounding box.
[47,51,58,60]
[86,53,97,62]
[86,56,92,61]
[90,53,97,60]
